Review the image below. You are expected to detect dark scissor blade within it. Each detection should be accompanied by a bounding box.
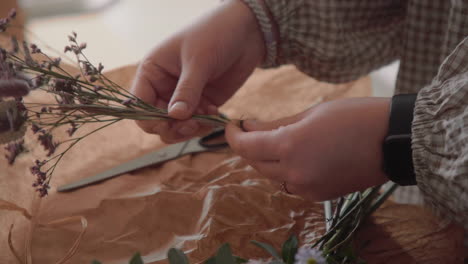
[57,139,197,192]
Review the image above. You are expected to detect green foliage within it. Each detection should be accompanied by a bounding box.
[129,252,144,264]
[251,240,282,260]
[281,235,298,264]
[214,244,236,264]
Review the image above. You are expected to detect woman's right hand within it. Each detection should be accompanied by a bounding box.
[131,0,265,143]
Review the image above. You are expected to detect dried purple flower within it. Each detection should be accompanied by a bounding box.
[32,75,45,89]
[8,9,17,19]
[4,139,24,164]
[0,79,30,98]
[0,18,8,33]
[22,41,36,66]
[38,131,59,157]
[52,57,61,67]
[37,184,50,197]
[53,79,74,93]
[93,85,103,92]
[30,43,41,54]
[98,63,104,73]
[79,43,87,50]
[31,123,42,134]
[66,122,77,137]
[121,98,134,106]
[64,46,72,53]
[10,36,19,53]
[89,76,97,83]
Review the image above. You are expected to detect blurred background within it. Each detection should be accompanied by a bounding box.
[19,0,398,96]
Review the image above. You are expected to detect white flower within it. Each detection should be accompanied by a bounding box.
[294,247,326,264]
[246,259,270,264]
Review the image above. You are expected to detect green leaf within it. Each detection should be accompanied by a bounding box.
[281,235,298,264]
[129,252,144,264]
[204,256,215,264]
[235,256,248,263]
[168,248,190,264]
[215,243,236,264]
[91,260,102,264]
[250,241,281,260]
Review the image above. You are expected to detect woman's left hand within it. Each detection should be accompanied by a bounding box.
[225,97,391,201]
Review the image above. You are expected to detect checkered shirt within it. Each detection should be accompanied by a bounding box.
[242,0,468,243]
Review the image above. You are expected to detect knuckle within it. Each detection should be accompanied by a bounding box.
[277,141,293,159]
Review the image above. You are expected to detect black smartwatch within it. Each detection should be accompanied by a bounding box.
[382,94,418,186]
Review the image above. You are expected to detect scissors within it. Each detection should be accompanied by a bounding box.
[57,128,229,192]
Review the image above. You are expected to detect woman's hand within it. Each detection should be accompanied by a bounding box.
[226,98,391,201]
[131,0,265,143]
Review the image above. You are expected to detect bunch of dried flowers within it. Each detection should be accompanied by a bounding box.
[0,10,228,197]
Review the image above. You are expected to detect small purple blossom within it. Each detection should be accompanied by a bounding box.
[121,98,134,106]
[31,123,42,134]
[66,122,77,137]
[37,131,59,157]
[93,85,103,92]
[30,43,41,54]
[4,139,24,164]
[10,36,19,53]
[30,160,50,197]
[8,9,17,19]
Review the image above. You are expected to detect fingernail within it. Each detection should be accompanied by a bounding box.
[177,124,198,136]
[241,119,257,131]
[169,101,189,114]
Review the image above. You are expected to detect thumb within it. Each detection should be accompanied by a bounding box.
[169,64,208,120]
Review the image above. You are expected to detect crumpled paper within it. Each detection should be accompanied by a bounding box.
[0,19,465,264]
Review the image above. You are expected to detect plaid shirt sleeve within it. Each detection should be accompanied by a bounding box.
[241,0,404,83]
[412,37,468,233]
[242,0,468,237]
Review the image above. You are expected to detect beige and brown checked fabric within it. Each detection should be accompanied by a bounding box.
[243,0,468,244]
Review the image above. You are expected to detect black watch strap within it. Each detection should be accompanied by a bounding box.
[383,94,418,186]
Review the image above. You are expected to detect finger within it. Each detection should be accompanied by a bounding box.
[135,99,169,134]
[132,61,176,134]
[157,119,213,143]
[225,122,281,161]
[247,160,284,181]
[131,61,176,103]
[242,112,305,132]
[169,63,209,120]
